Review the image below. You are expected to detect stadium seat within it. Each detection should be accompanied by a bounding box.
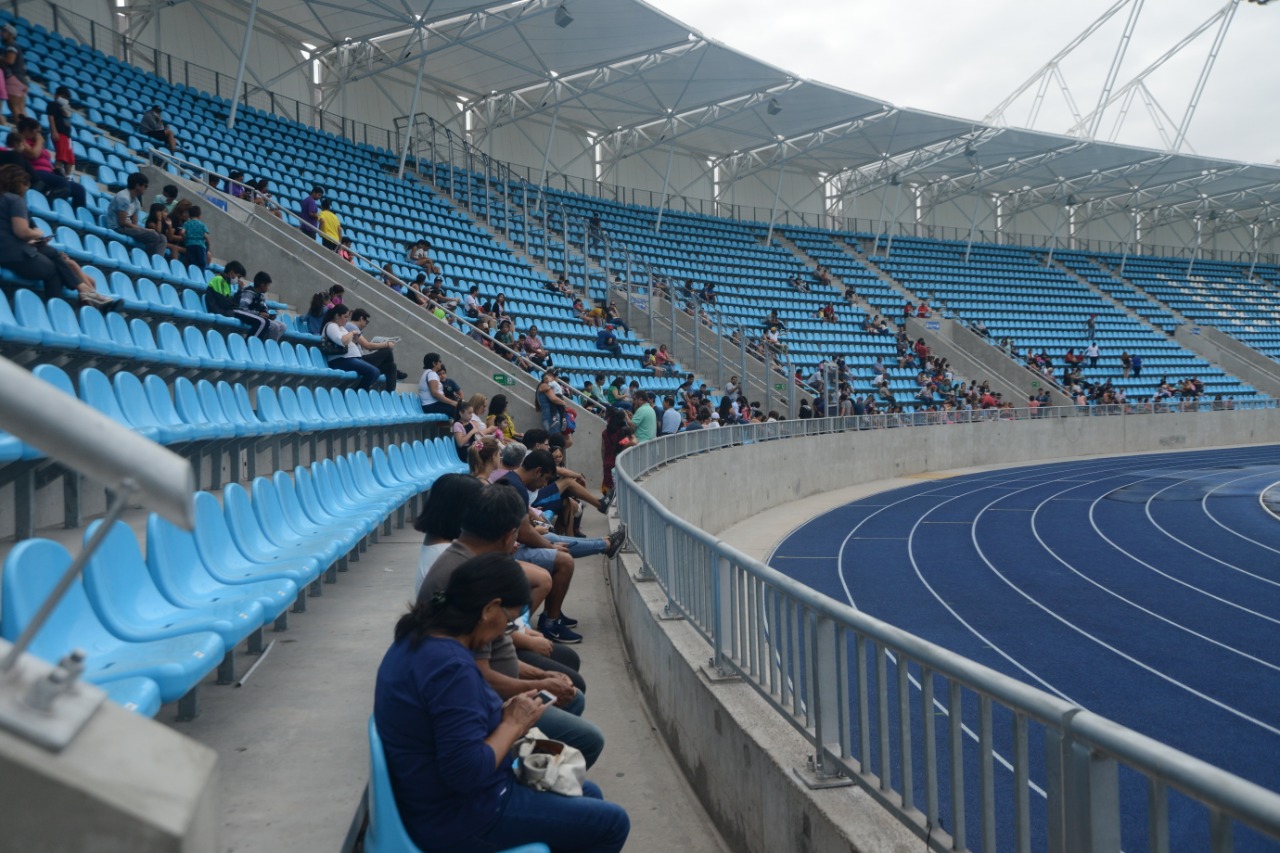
[365,716,549,853]
[1,538,224,717]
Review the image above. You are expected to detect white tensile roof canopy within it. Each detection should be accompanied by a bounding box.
[207,0,1279,233]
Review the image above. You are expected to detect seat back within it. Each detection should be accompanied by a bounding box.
[81,520,178,639]
[13,288,54,335]
[365,716,424,853]
[156,322,189,359]
[183,325,213,361]
[0,538,119,660]
[105,311,136,351]
[222,482,274,556]
[113,371,166,432]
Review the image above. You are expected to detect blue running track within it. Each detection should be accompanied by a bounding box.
[770,445,1280,852]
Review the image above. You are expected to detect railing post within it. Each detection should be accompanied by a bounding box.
[798,613,851,787]
[710,553,732,674]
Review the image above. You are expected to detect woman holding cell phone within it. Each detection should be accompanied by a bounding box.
[374,553,630,853]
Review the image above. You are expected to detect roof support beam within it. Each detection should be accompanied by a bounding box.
[226,0,261,129]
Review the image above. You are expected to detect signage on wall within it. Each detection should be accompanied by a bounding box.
[493,373,515,386]
[926,321,941,331]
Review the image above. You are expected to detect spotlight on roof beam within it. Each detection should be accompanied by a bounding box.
[555,4,573,28]
[766,98,782,116]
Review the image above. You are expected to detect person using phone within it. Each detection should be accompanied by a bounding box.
[375,554,629,853]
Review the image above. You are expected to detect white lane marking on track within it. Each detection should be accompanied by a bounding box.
[1146,468,1280,584]
[1088,474,1280,627]
[962,460,1280,738]
[1200,475,1280,553]
[1030,477,1280,672]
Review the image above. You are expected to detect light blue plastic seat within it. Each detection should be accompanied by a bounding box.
[191,491,323,590]
[156,321,201,368]
[0,538,224,705]
[76,304,131,356]
[14,289,79,348]
[114,371,198,444]
[101,677,163,717]
[253,386,295,432]
[365,717,549,853]
[224,481,342,567]
[251,476,354,555]
[79,366,162,442]
[127,317,184,367]
[214,380,263,437]
[142,375,214,442]
[294,386,326,426]
[181,325,219,369]
[135,278,174,315]
[82,520,266,648]
[0,289,42,345]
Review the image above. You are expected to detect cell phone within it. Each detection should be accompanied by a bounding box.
[535,689,556,705]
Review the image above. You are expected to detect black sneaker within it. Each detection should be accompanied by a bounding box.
[537,611,578,630]
[544,617,583,644]
[597,490,613,514]
[396,370,408,380]
[605,526,626,559]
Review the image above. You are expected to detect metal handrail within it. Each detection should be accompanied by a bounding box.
[613,409,1280,852]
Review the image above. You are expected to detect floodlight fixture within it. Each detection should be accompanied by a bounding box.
[555,4,573,28]
[766,97,782,116]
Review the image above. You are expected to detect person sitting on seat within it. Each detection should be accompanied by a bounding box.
[594,325,622,357]
[11,118,86,208]
[138,104,177,154]
[0,164,116,308]
[376,551,629,853]
[106,173,166,255]
[233,271,286,341]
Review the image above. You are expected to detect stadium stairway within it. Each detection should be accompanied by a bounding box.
[143,166,612,484]
[416,169,781,407]
[1051,255,1280,398]
[775,229,1071,406]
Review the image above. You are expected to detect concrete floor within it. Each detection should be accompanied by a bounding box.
[114,507,734,852]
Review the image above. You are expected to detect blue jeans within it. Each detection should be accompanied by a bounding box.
[328,356,380,390]
[514,535,607,573]
[537,694,604,768]
[469,779,629,853]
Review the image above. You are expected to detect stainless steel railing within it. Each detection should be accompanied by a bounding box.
[613,412,1280,853]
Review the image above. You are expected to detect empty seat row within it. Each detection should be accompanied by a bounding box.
[0,437,465,718]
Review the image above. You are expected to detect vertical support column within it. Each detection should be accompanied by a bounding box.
[654,139,676,235]
[397,46,430,180]
[225,0,261,130]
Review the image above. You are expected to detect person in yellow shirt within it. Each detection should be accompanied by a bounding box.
[318,198,341,251]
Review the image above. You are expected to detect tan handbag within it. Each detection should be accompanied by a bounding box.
[514,727,586,797]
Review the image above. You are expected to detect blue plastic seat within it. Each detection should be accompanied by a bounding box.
[224,481,343,567]
[135,278,174,315]
[365,717,549,853]
[78,366,163,442]
[1,538,224,705]
[82,520,266,648]
[101,677,163,717]
[192,490,324,588]
[294,386,326,426]
[254,386,301,432]
[252,476,356,555]
[228,382,270,436]
[0,289,42,345]
[156,321,201,368]
[14,289,79,348]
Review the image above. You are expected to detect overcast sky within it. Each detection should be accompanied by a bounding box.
[647,0,1278,165]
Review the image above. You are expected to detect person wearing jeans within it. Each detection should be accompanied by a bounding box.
[375,552,628,853]
[321,303,394,390]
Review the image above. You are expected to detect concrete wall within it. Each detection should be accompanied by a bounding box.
[611,407,1280,853]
